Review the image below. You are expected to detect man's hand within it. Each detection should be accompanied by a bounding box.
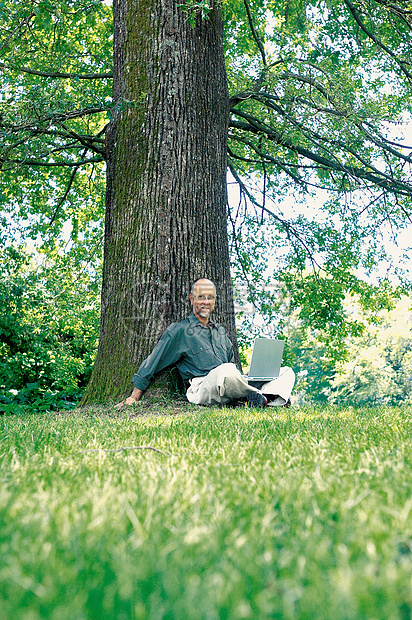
[115,387,143,409]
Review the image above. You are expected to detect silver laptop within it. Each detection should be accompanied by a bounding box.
[247,338,284,382]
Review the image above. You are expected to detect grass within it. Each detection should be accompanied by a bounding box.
[0,402,411,619]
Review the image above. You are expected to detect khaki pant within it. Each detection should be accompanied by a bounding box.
[186,362,295,406]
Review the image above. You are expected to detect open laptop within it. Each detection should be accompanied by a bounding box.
[246,338,284,382]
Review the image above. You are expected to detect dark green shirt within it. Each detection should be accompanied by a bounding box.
[132,313,235,391]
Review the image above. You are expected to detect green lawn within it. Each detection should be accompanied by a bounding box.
[0,404,411,619]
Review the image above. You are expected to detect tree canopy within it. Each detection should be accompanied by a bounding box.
[2,0,411,265]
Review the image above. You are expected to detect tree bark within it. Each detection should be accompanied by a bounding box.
[82,0,237,403]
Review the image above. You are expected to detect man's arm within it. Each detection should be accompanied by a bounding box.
[131,326,184,391]
[116,324,184,407]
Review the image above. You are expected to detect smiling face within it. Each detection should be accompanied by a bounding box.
[189,279,217,325]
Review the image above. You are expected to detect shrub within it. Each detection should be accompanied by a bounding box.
[0,246,100,413]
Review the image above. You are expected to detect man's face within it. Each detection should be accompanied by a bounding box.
[190,280,216,322]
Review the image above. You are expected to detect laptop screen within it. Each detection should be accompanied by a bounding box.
[248,338,284,381]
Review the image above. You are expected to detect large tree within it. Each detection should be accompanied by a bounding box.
[84,0,236,400]
[1,0,412,401]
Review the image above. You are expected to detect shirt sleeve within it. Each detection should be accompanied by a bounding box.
[132,326,184,391]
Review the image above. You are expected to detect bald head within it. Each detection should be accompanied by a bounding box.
[190,278,216,295]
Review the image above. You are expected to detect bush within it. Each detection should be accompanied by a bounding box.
[0,246,100,413]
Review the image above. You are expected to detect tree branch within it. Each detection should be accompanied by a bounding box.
[230,112,412,196]
[0,13,35,52]
[343,0,412,81]
[279,70,332,102]
[0,61,113,79]
[65,445,171,459]
[228,159,321,270]
[60,123,106,155]
[0,125,105,153]
[243,0,267,66]
[228,142,335,192]
[0,157,104,168]
[49,147,89,225]
[237,86,412,167]
[1,106,108,133]
[251,93,410,181]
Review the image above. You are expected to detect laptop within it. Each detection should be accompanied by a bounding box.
[246,338,284,382]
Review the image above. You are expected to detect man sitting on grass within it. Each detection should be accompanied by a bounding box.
[117,278,295,408]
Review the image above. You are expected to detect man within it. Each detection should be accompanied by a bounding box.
[117,278,295,408]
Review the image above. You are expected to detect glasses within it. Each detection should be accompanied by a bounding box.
[195,295,216,301]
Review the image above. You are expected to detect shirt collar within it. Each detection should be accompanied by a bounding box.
[188,312,217,329]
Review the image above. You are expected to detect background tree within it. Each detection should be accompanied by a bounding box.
[281,279,401,402]
[329,295,412,404]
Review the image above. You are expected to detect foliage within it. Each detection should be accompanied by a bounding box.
[178,0,213,25]
[0,245,101,413]
[0,406,411,617]
[330,296,412,404]
[231,211,402,372]
[285,292,412,405]
[1,0,411,280]
[226,0,412,196]
[225,0,412,307]
[0,0,109,252]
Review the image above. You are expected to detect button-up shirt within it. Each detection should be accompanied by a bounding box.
[132,312,235,390]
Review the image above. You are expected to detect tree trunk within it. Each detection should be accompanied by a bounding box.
[82,0,237,403]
